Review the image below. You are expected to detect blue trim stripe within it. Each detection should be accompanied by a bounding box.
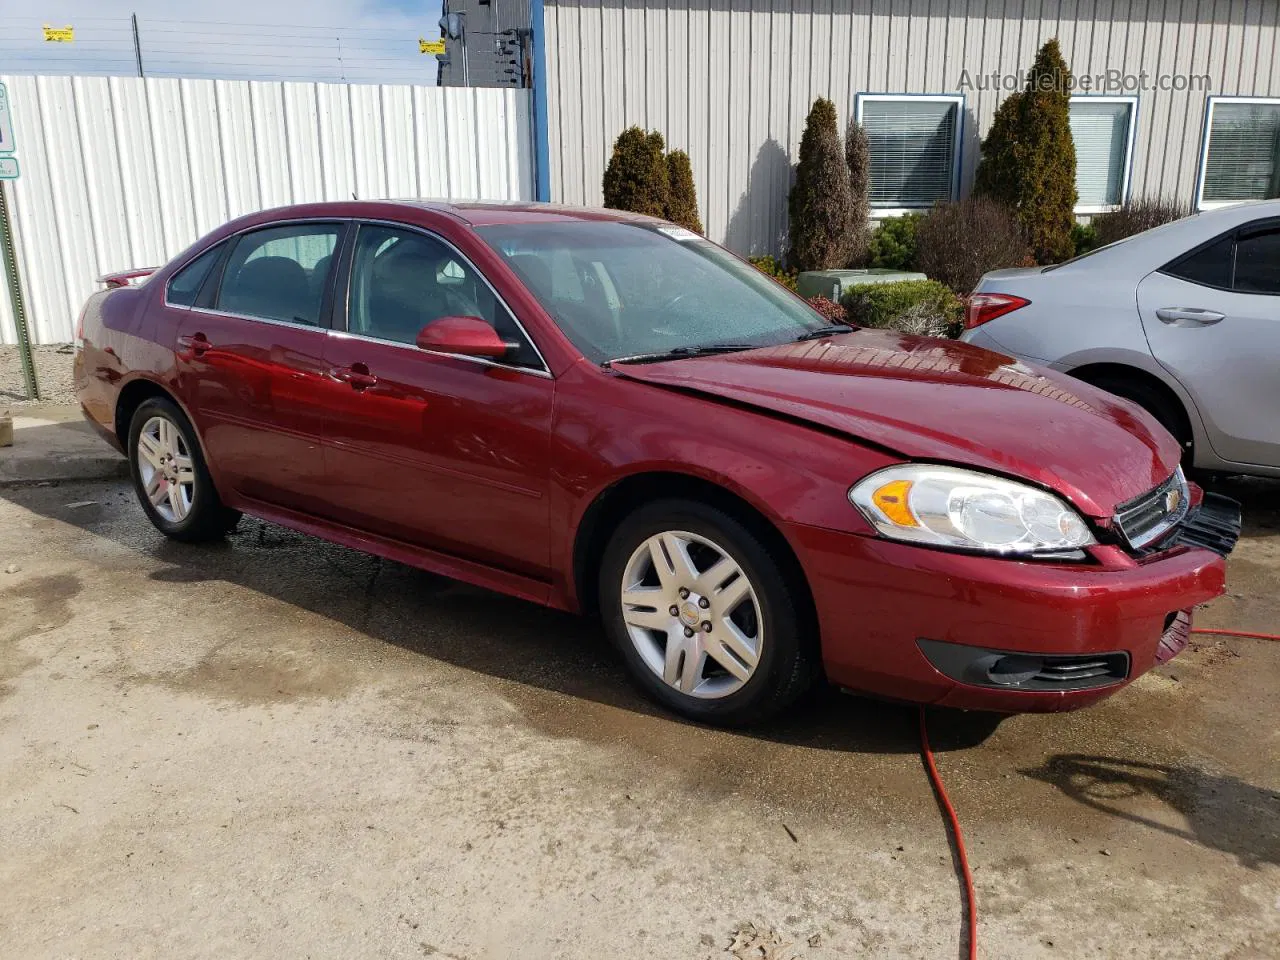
[531,0,551,202]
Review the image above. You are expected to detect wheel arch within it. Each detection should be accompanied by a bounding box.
[1065,359,1199,449]
[571,471,816,628]
[114,375,191,441]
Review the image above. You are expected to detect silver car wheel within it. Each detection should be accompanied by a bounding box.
[619,530,763,699]
[136,414,196,523]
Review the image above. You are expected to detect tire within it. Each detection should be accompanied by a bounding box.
[598,498,819,727]
[127,396,240,542]
[1084,373,1193,465]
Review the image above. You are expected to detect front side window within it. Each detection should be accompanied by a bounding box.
[1200,99,1280,207]
[856,95,962,209]
[166,244,223,307]
[346,224,541,367]
[478,222,829,364]
[215,223,340,325]
[1069,97,1135,210]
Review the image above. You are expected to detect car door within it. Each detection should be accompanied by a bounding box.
[1136,219,1280,466]
[321,222,554,579]
[171,220,347,512]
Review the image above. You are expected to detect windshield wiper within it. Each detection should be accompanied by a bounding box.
[605,343,758,365]
[792,324,853,342]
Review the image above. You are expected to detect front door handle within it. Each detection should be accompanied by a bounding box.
[331,365,378,390]
[176,333,211,358]
[1155,307,1225,326]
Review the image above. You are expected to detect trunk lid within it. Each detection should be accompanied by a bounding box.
[614,330,1180,518]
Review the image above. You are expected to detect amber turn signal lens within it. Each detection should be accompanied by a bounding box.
[872,479,918,527]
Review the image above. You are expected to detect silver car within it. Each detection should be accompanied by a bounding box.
[963,199,1280,477]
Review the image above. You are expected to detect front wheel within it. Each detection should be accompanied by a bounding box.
[128,396,239,542]
[598,499,819,727]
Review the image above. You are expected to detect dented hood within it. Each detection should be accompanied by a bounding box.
[614,330,1180,518]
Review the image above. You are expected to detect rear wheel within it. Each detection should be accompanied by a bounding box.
[1081,372,1193,465]
[128,396,239,542]
[598,499,818,727]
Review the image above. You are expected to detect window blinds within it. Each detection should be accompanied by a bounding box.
[861,99,959,207]
[1069,100,1132,207]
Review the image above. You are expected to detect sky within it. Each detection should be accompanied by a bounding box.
[0,0,448,84]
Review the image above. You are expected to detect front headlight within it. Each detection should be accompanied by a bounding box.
[848,465,1096,557]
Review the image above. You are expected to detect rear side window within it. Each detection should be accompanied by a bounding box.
[166,245,222,307]
[214,223,341,325]
[1233,227,1280,293]
[1164,234,1234,288]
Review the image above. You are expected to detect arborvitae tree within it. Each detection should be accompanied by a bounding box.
[845,119,872,266]
[788,98,855,271]
[665,149,703,233]
[603,126,669,217]
[973,39,1078,264]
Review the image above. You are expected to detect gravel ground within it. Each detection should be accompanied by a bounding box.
[0,344,77,407]
[0,472,1278,959]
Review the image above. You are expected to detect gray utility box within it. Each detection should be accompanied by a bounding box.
[796,268,928,302]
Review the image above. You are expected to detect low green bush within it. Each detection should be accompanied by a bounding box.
[749,255,798,291]
[867,214,922,271]
[1071,221,1101,257]
[842,279,964,339]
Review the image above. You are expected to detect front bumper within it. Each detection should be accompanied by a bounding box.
[786,521,1230,712]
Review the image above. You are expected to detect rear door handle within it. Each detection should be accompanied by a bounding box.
[331,366,378,390]
[176,333,211,357]
[1155,307,1225,326]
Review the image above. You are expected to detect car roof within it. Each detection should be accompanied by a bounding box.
[393,199,664,227]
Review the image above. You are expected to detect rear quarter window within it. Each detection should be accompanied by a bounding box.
[166,245,223,307]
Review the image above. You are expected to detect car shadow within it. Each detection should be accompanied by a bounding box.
[1021,754,1280,869]
[2,480,1011,756]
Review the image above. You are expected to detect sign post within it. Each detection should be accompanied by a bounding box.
[0,82,36,400]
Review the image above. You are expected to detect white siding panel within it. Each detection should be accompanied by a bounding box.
[0,76,535,344]
[545,0,1280,254]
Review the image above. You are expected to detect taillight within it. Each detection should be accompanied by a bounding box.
[965,293,1030,330]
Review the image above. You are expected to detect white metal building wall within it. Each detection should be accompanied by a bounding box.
[544,0,1280,255]
[0,75,534,345]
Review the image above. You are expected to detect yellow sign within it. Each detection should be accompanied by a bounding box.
[42,25,74,43]
[419,38,446,55]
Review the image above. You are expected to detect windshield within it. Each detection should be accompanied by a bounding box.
[476,221,829,363]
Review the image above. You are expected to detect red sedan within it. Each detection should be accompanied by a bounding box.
[75,201,1239,726]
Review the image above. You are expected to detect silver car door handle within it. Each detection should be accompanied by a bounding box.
[1155,307,1225,326]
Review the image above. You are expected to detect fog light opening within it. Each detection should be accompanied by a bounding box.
[986,655,1043,687]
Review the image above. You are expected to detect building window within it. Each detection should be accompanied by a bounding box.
[1198,98,1280,209]
[1069,97,1136,212]
[855,94,963,212]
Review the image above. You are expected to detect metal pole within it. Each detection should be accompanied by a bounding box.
[131,13,144,78]
[460,16,470,87]
[0,181,39,401]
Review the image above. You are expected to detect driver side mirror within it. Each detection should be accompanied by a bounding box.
[416,316,517,360]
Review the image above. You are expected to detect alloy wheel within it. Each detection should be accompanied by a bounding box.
[619,530,764,699]
[135,414,196,523]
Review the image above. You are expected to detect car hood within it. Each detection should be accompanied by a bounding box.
[613,329,1180,518]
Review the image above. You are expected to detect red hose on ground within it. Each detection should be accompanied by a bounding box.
[919,627,1279,960]
[1190,628,1280,642]
[918,706,979,960]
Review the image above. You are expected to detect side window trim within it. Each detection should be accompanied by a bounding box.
[342,218,552,376]
[1159,217,1280,295]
